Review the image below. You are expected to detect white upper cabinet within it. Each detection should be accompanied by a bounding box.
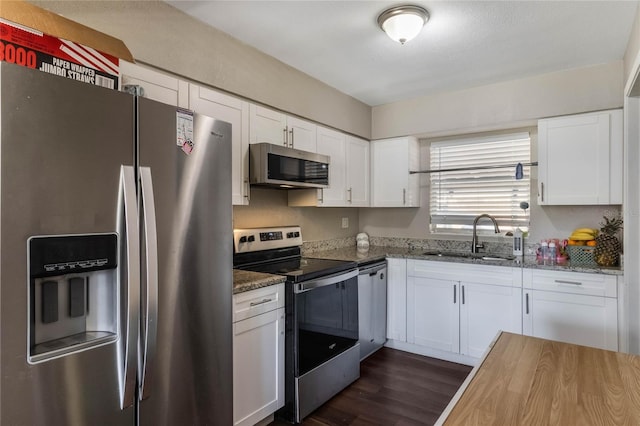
[189,84,250,205]
[370,137,420,207]
[316,126,347,206]
[346,136,370,207]
[288,132,370,208]
[537,109,623,205]
[249,104,288,146]
[249,104,316,151]
[287,116,317,152]
[120,61,188,108]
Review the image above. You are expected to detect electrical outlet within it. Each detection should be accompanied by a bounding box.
[341,217,349,229]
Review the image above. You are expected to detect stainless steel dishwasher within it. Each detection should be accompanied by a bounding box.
[357,261,387,360]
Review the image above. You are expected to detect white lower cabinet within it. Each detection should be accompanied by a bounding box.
[406,260,521,358]
[523,269,618,351]
[233,284,285,426]
[386,258,407,342]
[459,281,522,357]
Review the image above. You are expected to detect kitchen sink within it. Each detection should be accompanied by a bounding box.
[420,251,515,261]
[479,255,516,261]
[421,251,470,258]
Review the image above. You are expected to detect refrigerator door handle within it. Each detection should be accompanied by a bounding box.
[139,167,158,401]
[118,166,141,409]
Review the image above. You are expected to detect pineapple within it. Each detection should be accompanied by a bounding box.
[594,215,623,267]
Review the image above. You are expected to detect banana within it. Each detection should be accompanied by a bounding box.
[570,232,596,241]
[573,228,597,235]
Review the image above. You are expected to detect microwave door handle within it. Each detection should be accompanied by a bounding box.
[117,165,140,409]
[139,167,158,401]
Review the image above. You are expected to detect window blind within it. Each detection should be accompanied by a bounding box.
[429,132,531,233]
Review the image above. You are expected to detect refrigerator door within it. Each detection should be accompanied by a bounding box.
[137,97,233,425]
[0,63,135,424]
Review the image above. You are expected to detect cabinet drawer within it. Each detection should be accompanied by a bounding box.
[233,284,285,322]
[524,269,617,297]
[407,259,519,287]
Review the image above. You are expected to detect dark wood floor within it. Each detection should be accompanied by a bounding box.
[271,347,472,426]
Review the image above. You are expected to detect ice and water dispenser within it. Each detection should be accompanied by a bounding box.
[28,234,118,363]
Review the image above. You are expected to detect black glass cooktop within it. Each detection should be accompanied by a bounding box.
[235,255,356,283]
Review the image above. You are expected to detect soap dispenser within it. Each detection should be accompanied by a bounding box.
[513,228,523,257]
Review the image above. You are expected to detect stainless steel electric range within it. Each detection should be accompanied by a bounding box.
[233,226,360,423]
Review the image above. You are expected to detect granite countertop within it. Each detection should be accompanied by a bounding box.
[304,246,623,275]
[233,245,622,294]
[233,269,286,294]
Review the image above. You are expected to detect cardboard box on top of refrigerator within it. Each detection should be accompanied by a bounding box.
[0,0,134,89]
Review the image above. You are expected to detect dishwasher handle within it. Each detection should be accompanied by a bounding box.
[358,262,387,276]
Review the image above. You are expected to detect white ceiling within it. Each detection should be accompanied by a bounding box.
[167,1,639,106]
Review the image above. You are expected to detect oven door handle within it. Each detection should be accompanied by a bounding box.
[294,269,358,293]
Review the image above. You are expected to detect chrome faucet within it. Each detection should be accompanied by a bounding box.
[471,214,500,254]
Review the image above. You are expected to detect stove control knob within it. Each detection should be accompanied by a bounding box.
[239,236,247,243]
[294,231,300,238]
[248,235,255,242]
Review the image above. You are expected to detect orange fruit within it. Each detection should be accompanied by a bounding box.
[586,240,596,247]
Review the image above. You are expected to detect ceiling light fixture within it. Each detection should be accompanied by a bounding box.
[377,5,429,45]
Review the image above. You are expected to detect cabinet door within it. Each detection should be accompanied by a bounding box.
[538,110,622,205]
[287,116,317,152]
[316,126,347,206]
[346,136,370,207]
[371,137,420,207]
[407,275,459,353]
[386,258,407,342]
[190,84,250,205]
[523,290,617,351]
[233,308,285,426]
[459,282,521,358]
[249,104,287,146]
[120,61,188,108]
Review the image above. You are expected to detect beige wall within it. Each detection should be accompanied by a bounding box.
[372,61,624,140]
[360,133,620,248]
[30,0,372,139]
[366,61,625,245]
[27,0,631,246]
[233,188,358,242]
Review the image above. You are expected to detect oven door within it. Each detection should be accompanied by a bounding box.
[291,269,360,422]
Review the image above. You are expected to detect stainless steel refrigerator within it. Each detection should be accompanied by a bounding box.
[0,62,233,425]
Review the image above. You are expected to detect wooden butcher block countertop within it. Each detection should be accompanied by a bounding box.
[437,332,640,426]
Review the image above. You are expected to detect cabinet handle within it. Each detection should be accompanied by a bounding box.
[283,126,288,147]
[540,182,544,202]
[403,188,406,205]
[244,179,250,202]
[290,128,294,148]
[462,285,465,305]
[318,188,324,204]
[554,279,582,286]
[453,284,457,304]
[525,293,529,314]
[348,187,353,203]
[250,298,273,307]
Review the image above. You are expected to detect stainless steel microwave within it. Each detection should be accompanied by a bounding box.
[249,143,330,189]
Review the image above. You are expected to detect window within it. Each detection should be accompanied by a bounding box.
[429,132,530,233]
